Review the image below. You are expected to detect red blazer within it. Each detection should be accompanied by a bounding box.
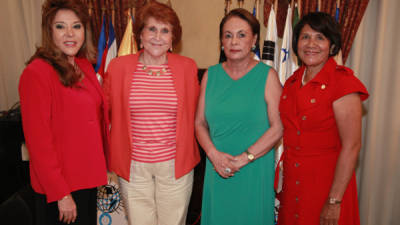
[104,52,200,180]
[19,58,108,203]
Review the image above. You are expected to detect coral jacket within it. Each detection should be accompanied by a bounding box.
[19,58,108,202]
[104,52,200,180]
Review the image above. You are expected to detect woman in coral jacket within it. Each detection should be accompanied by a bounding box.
[19,0,108,224]
[277,12,369,225]
[104,2,200,225]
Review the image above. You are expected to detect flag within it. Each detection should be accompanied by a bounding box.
[95,16,108,83]
[293,2,300,28]
[278,5,298,83]
[335,1,340,21]
[334,1,343,65]
[105,18,117,73]
[275,5,299,194]
[118,13,137,57]
[292,2,300,66]
[252,3,260,60]
[261,4,279,69]
[95,16,107,73]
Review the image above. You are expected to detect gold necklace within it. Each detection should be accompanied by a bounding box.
[142,65,167,77]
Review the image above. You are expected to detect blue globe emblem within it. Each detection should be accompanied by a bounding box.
[97,184,122,213]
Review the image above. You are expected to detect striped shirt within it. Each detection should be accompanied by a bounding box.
[129,63,177,163]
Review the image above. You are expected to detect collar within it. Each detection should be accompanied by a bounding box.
[289,57,337,85]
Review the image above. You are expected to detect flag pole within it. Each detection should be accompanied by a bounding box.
[111,1,115,28]
[88,1,93,17]
[256,0,260,19]
[238,0,244,8]
[298,0,301,17]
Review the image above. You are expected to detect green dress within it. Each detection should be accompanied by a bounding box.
[201,62,275,225]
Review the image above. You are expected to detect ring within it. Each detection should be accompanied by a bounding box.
[224,168,231,174]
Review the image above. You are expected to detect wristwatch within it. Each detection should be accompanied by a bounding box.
[245,150,255,162]
[328,197,342,205]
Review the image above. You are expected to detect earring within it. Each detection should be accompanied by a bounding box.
[169,46,173,52]
[251,45,256,51]
[330,45,335,55]
[221,46,224,51]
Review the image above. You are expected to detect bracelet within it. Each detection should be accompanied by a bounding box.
[328,197,342,205]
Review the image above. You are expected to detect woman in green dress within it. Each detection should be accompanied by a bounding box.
[195,8,283,225]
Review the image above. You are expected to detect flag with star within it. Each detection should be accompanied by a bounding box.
[278,5,298,83]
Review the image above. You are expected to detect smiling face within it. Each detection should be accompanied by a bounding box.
[140,17,173,60]
[297,24,331,71]
[221,16,257,62]
[51,9,84,63]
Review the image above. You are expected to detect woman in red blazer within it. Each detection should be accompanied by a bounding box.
[19,0,108,224]
[104,2,200,225]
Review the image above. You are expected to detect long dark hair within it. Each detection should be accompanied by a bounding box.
[28,0,96,87]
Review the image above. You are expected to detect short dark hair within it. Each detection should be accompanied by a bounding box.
[219,8,260,46]
[293,12,341,57]
[134,1,182,48]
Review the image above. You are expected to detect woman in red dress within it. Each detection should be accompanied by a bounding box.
[278,12,368,225]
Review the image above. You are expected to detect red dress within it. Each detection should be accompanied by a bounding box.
[277,58,368,225]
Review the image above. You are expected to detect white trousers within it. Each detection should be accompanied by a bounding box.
[119,159,194,225]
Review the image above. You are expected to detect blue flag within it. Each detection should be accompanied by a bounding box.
[95,16,107,72]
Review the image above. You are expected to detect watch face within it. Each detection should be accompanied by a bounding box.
[245,151,254,161]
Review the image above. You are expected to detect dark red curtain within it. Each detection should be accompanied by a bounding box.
[264,0,369,63]
[81,0,150,49]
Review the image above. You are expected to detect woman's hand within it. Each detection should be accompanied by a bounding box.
[231,152,249,170]
[57,194,77,224]
[208,150,238,178]
[320,201,341,225]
